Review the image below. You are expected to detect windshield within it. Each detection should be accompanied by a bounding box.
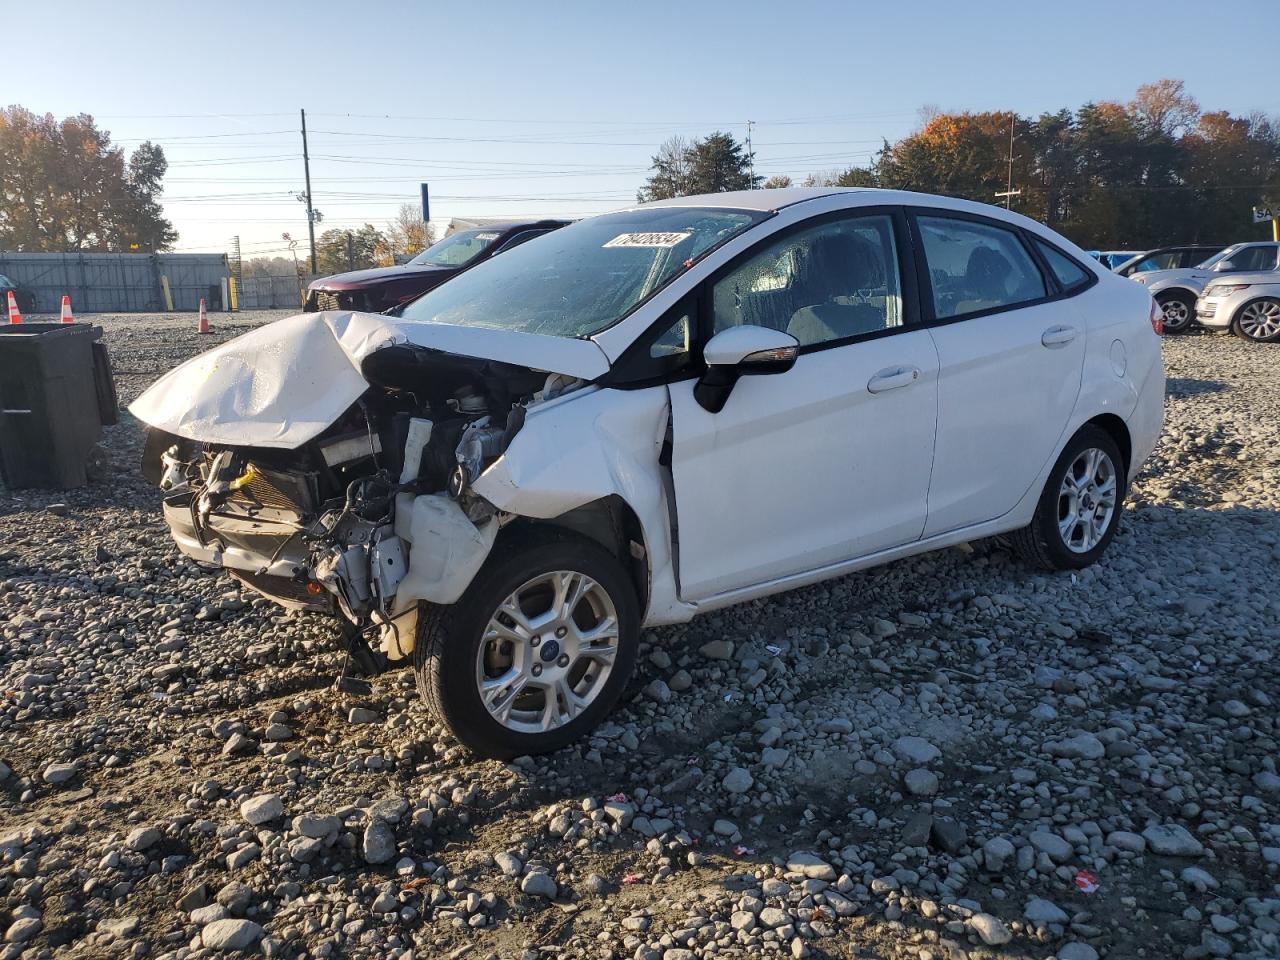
[399,206,764,338]
[408,228,503,268]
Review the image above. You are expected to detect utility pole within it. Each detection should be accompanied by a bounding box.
[300,108,317,273]
[994,111,1021,209]
[746,119,755,186]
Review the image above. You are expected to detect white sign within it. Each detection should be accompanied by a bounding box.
[1254,206,1275,224]
[604,232,692,248]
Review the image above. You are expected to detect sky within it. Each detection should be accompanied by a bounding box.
[8,0,1279,261]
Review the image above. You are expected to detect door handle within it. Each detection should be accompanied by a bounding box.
[867,365,921,394]
[1041,325,1079,348]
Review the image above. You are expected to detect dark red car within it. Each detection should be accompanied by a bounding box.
[304,219,570,313]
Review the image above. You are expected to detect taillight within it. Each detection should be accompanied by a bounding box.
[1149,298,1163,336]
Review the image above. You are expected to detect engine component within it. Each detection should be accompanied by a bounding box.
[398,417,433,484]
[455,417,507,490]
[370,534,407,609]
[320,430,383,468]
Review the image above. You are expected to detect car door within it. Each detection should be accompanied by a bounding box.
[912,211,1087,538]
[667,208,940,601]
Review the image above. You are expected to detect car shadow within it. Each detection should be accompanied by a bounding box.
[1165,376,1227,398]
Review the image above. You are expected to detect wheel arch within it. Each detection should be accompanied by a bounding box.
[1082,413,1133,480]
[499,495,650,617]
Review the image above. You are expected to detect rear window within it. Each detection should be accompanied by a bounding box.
[1034,239,1090,291]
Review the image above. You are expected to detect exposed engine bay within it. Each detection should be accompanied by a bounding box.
[143,344,585,674]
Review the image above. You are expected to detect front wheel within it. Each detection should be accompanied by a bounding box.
[1008,425,1126,571]
[1233,298,1280,343]
[1156,291,1196,334]
[414,531,639,759]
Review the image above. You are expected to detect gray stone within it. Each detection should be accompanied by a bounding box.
[5,918,41,943]
[1046,733,1105,760]
[892,736,940,764]
[495,852,523,877]
[698,639,734,660]
[1106,830,1146,853]
[1025,897,1069,924]
[759,906,790,928]
[761,747,790,768]
[786,851,836,881]
[239,793,283,826]
[902,811,933,847]
[983,836,1015,872]
[904,768,939,796]
[42,762,78,785]
[930,816,968,854]
[722,767,753,794]
[1143,824,1204,857]
[363,819,396,864]
[126,826,162,851]
[520,871,557,899]
[293,814,340,838]
[1030,830,1073,862]
[968,912,1012,945]
[1057,944,1099,960]
[201,919,264,951]
[348,707,380,725]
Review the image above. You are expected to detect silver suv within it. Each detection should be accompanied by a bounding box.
[1132,242,1280,333]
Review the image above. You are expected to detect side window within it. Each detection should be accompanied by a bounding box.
[1134,251,1181,272]
[711,214,904,347]
[1227,245,1279,271]
[1033,239,1090,291]
[917,216,1047,318]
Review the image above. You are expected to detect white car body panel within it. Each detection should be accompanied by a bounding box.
[128,309,609,449]
[923,297,1085,537]
[669,331,940,599]
[131,187,1165,653]
[1196,276,1280,332]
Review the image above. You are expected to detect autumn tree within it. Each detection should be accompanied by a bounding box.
[316,224,389,275]
[762,174,793,189]
[385,203,430,261]
[0,106,176,251]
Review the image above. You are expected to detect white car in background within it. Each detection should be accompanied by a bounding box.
[1134,241,1280,333]
[131,188,1165,758]
[1195,273,1280,342]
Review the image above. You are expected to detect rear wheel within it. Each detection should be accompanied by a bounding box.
[1008,425,1126,571]
[1156,291,1196,334]
[1233,298,1280,343]
[414,531,639,759]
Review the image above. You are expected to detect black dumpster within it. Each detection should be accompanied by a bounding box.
[0,323,119,489]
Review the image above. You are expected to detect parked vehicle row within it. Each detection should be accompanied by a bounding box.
[131,187,1164,757]
[1130,241,1280,336]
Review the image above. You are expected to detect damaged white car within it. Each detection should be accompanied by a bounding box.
[131,188,1165,758]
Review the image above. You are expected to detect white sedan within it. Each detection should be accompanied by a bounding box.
[1195,273,1280,342]
[131,188,1165,758]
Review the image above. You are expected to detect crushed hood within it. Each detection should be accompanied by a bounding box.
[128,311,610,449]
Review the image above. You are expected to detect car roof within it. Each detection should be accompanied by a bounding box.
[479,219,572,232]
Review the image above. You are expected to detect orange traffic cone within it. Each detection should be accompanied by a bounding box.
[198,298,210,335]
[60,295,74,324]
[6,290,21,324]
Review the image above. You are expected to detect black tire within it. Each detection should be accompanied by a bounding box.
[1156,291,1196,334]
[1008,425,1126,571]
[1232,298,1280,343]
[414,529,639,759]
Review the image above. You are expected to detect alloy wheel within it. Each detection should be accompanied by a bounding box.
[1160,297,1191,331]
[1237,299,1280,341]
[475,570,620,733]
[1057,447,1118,554]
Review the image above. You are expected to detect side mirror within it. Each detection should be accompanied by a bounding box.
[694,325,799,413]
[1214,260,1237,272]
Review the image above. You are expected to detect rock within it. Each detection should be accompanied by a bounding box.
[759,906,790,928]
[761,747,790,768]
[1057,944,1100,960]
[1046,733,1105,760]
[930,816,967,854]
[100,916,140,939]
[602,799,636,828]
[819,718,853,735]
[967,912,1012,945]
[713,819,739,837]
[5,918,41,943]
[520,872,557,899]
[495,852,523,877]
[126,826,162,851]
[786,851,836,881]
[644,678,672,703]
[363,819,396,864]
[902,811,933,847]
[1181,866,1219,891]
[42,761,78,784]
[1030,830,1074,862]
[668,669,693,692]
[1025,897,1069,924]
[892,736,940,764]
[983,836,1015,872]
[699,639,734,660]
[222,733,255,756]
[348,707,380,725]
[201,919,264,951]
[722,767,753,794]
[215,881,253,914]
[1106,830,1146,853]
[190,905,229,925]
[239,793,283,826]
[293,814,340,838]
[1142,824,1204,857]
[585,873,613,895]
[904,768,939,796]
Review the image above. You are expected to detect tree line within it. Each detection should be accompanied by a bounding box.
[638,81,1280,250]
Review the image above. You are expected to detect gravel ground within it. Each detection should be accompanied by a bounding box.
[1,311,1278,960]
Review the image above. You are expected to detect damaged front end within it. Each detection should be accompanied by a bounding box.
[139,324,590,679]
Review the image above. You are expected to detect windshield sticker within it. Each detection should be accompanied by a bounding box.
[604,231,692,249]
[475,232,500,241]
